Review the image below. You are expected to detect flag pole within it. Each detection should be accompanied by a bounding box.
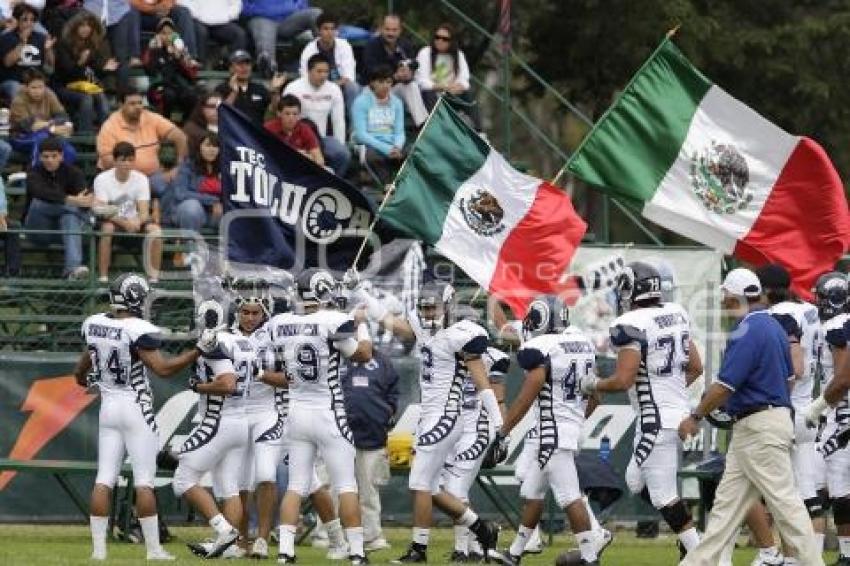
[348,96,449,270]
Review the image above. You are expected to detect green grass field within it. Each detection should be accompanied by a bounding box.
[0,524,838,565]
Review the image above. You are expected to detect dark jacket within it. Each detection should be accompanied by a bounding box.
[362,35,417,84]
[215,81,270,124]
[26,162,87,204]
[341,350,400,450]
[53,38,112,85]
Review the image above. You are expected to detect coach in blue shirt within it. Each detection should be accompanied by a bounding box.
[341,349,399,551]
[677,268,822,566]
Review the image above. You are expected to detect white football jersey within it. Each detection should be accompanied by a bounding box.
[82,312,162,429]
[409,314,489,422]
[819,313,850,425]
[267,309,359,443]
[771,301,821,410]
[236,324,279,413]
[609,302,692,431]
[195,331,259,417]
[518,327,595,459]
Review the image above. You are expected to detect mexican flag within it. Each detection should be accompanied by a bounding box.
[567,39,850,298]
[381,99,587,315]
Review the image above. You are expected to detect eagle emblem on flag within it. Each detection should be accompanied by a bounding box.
[460,189,506,236]
[689,141,753,214]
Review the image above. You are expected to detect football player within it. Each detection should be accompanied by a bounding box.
[495,295,603,566]
[807,272,850,564]
[73,273,203,561]
[580,261,703,557]
[357,279,501,563]
[756,264,825,557]
[440,343,509,562]
[172,298,260,559]
[268,269,372,565]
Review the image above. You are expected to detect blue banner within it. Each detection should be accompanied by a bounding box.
[219,104,375,270]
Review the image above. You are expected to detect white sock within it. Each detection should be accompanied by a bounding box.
[346,527,364,557]
[584,497,601,532]
[509,525,533,557]
[469,537,483,554]
[458,508,479,528]
[840,536,850,556]
[453,525,469,553]
[139,515,161,552]
[576,530,597,561]
[783,558,801,565]
[412,527,429,546]
[814,532,825,554]
[279,524,297,557]
[528,524,542,547]
[209,513,232,536]
[90,516,108,558]
[326,518,345,547]
[678,527,700,552]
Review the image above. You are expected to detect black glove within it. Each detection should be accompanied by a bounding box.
[156,449,179,471]
[188,373,201,393]
[481,431,509,469]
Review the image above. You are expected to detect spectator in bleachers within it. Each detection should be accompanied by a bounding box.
[363,14,428,128]
[168,131,221,232]
[143,16,198,120]
[242,0,320,79]
[93,142,162,283]
[299,11,359,114]
[265,94,323,167]
[82,0,142,85]
[0,4,54,102]
[10,69,75,163]
[0,176,21,276]
[284,53,349,176]
[23,135,91,279]
[216,49,281,124]
[352,65,404,187]
[53,10,116,134]
[43,0,84,39]
[183,91,220,156]
[179,0,245,67]
[415,23,480,131]
[97,88,188,222]
[131,0,199,64]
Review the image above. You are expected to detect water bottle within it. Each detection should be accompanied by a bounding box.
[599,435,611,463]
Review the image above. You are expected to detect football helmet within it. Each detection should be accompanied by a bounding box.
[227,275,273,319]
[523,294,570,339]
[295,268,337,312]
[614,261,662,314]
[196,298,226,331]
[417,280,455,334]
[814,271,849,320]
[109,273,150,316]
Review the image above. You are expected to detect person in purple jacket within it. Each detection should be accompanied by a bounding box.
[241,0,321,79]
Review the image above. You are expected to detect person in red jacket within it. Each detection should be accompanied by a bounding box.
[264,94,324,168]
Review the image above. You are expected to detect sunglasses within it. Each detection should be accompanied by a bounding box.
[434,35,451,41]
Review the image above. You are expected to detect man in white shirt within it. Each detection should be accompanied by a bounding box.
[93,142,162,284]
[178,0,246,64]
[299,11,360,114]
[284,53,350,176]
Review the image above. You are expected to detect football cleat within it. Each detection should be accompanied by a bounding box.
[491,549,520,566]
[221,544,246,559]
[750,547,784,565]
[349,555,370,565]
[364,538,391,552]
[833,555,850,565]
[204,528,239,559]
[449,550,470,563]
[187,540,211,557]
[391,543,428,563]
[146,547,176,560]
[327,541,351,560]
[251,537,269,559]
[597,529,614,557]
[277,553,297,564]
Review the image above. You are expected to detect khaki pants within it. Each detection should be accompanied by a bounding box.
[355,448,390,542]
[681,407,823,566]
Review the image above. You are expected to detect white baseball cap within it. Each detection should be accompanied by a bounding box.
[721,268,762,298]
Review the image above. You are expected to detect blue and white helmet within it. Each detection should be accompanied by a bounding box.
[815,271,849,320]
[417,280,455,334]
[295,268,337,311]
[523,294,570,339]
[109,273,150,316]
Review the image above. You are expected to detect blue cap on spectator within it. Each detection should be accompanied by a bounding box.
[229,50,252,64]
